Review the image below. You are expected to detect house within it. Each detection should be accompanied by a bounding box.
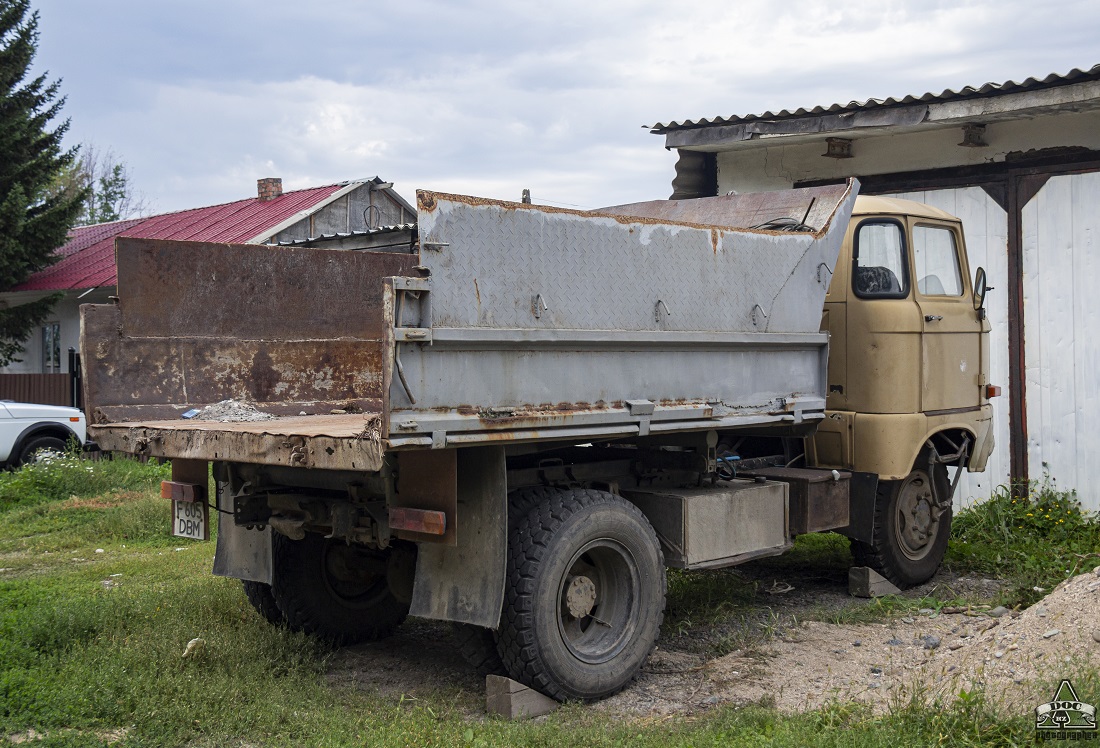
[647,63,1100,509]
[0,176,414,386]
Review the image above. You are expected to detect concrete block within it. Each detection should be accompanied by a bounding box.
[485,675,559,720]
[849,566,901,598]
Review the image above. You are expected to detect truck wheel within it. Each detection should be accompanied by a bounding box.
[270,532,411,645]
[451,622,506,677]
[241,580,286,626]
[496,489,665,702]
[852,452,952,588]
[451,486,560,678]
[17,435,67,466]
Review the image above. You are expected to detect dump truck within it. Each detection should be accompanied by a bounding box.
[81,178,995,702]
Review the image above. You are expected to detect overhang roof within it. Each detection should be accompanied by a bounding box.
[648,63,1100,135]
[13,182,362,292]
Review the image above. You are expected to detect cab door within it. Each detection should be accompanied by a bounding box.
[844,217,923,416]
[909,221,982,413]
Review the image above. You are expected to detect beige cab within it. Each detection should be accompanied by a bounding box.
[812,196,995,479]
[809,196,996,586]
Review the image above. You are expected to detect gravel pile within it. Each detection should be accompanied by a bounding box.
[192,400,277,422]
[598,568,1100,717]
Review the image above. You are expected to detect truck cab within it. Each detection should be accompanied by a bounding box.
[809,195,996,585]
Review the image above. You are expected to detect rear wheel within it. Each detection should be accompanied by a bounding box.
[241,580,285,626]
[496,489,665,702]
[852,449,952,588]
[270,532,413,644]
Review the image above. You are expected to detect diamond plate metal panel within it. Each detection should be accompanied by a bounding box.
[416,183,856,334]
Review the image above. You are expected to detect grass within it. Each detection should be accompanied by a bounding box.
[0,458,1096,746]
[946,481,1100,606]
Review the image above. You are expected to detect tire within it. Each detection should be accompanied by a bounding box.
[496,488,665,702]
[451,486,560,678]
[452,622,507,677]
[506,486,562,531]
[270,532,411,645]
[851,450,952,588]
[17,435,67,466]
[241,580,285,626]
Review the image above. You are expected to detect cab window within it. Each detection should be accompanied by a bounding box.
[913,225,963,296]
[853,221,908,299]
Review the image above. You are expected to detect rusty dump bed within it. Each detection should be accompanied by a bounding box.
[84,181,858,471]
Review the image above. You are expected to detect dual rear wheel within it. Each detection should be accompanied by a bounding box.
[245,487,666,703]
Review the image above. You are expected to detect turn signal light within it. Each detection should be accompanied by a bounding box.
[985,384,1002,398]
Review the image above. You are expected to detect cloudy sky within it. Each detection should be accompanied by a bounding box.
[30,0,1100,214]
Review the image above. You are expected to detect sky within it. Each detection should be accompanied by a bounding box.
[28,0,1100,215]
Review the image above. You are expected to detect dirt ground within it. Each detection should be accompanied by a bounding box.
[326,564,1100,719]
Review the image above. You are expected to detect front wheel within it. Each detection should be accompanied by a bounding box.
[852,450,952,588]
[496,489,665,702]
[17,435,67,466]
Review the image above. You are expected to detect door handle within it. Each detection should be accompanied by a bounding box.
[924,315,943,322]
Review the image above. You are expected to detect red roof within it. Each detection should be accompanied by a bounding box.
[14,183,347,291]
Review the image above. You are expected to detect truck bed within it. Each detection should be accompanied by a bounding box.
[83,181,858,469]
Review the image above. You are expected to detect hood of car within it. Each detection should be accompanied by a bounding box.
[0,401,85,420]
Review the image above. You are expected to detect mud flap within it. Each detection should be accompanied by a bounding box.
[834,471,880,544]
[212,481,273,584]
[408,446,507,628]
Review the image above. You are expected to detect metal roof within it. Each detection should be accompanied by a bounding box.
[274,224,418,247]
[13,183,352,292]
[647,64,1100,133]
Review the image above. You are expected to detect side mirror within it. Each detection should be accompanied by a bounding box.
[973,266,992,313]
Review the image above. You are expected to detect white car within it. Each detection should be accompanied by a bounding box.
[0,401,88,467]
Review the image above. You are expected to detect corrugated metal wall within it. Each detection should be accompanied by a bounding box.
[1022,173,1100,510]
[887,188,1012,507]
[0,374,72,406]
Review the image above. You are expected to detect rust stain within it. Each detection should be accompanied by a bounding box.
[417,189,826,236]
[416,191,437,211]
[711,229,719,255]
[474,278,481,307]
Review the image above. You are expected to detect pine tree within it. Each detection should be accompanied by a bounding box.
[0,0,85,366]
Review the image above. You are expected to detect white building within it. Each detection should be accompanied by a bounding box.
[648,64,1100,509]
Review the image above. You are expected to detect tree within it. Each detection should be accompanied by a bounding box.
[51,144,147,226]
[0,0,85,366]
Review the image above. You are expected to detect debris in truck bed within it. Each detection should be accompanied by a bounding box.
[192,400,277,422]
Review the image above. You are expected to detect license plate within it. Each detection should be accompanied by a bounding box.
[172,499,209,540]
